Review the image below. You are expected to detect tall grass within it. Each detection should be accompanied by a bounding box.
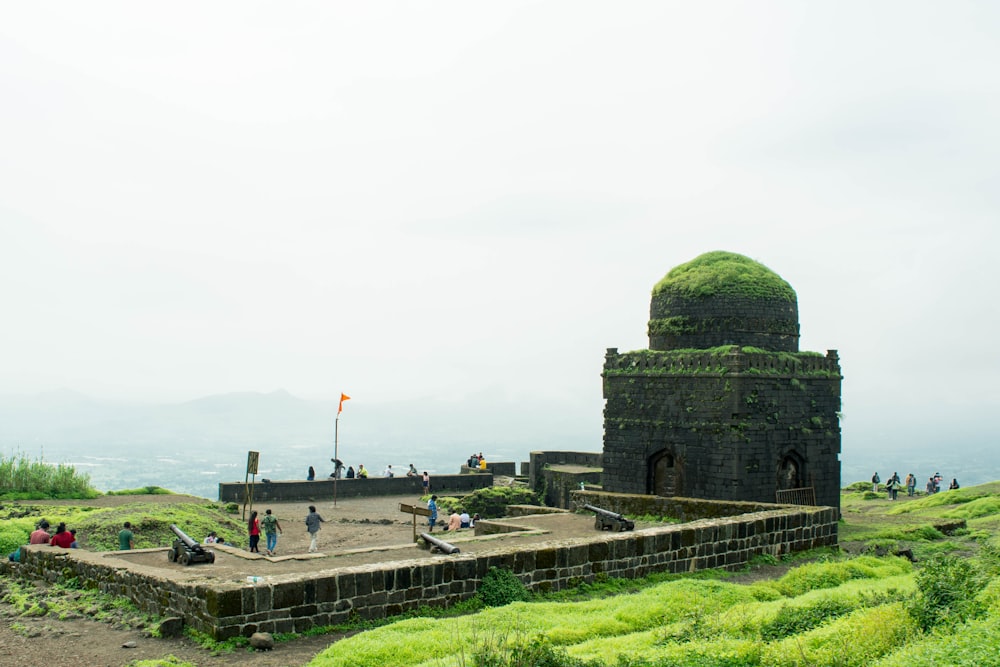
[0,452,99,499]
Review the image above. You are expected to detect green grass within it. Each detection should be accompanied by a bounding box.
[652,251,796,301]
[0,451,100,500]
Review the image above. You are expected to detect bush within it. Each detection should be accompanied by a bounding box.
[760,596,856,640]
[459,486,540,519]
[909,554,985,630]
[478,567,531,607]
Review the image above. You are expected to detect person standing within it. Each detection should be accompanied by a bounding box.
[427,495,438,532]
[871,472,880,493]
[118,522,134,550]
[261,508,282,556]
[905,473,916,497]
[305,505,325,553]
[422,471,430,495]
[248,511,261,553]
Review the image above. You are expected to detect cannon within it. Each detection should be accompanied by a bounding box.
[583,504,635,532]
[167,524,216,565]
[419,532,461,554]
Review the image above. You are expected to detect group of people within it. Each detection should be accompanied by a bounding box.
[871,471,960,500]
[210,506,325,554]
[466,452,487,470]
[243,508,284,555]
[10,518,106,561]
[308,463,431,491]
[424,494,480,533]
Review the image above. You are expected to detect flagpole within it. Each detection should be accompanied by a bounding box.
[333,413,339,507]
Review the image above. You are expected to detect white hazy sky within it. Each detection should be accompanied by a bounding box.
[2,2,998,452]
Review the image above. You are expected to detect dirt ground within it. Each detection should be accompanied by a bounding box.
[0,493,608,667]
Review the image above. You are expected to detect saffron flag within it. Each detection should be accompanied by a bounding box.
[338,393,351,414]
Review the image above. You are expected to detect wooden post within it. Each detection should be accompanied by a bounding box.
[398,502,432,543]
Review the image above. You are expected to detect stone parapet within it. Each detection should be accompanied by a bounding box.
[218,474,493,503]
[14,493,837,639]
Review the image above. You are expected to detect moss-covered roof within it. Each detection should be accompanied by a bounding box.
[652,251,796,301]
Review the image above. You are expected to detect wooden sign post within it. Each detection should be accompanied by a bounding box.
[398,502,432,543]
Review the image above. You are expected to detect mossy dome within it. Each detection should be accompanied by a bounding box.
[648,251,799,352]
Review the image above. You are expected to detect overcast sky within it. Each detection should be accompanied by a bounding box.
[2,2,998,456]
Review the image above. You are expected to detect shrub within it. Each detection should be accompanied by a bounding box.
[478,567,531,607]
[909,553,985,630]
[760,596,856,640]
[459,486,540,519]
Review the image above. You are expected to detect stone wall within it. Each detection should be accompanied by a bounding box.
[529,451,604,507]
[12,492,837,640]
[602,347,842,509]
[218,473,493,503]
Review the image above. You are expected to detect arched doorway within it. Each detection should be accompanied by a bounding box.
[777,453,804,490]
[649,450,682,496]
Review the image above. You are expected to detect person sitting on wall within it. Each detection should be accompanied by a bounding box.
[307,466,315,481]
[346,466,355,479]
[384,465,394,478]
[479,456,487,470]
[467,454,479,468]
[29,520,51,544]
[70,529,79,548]
[407,464,418,477]
[471,513,481,528]
[357,464,369,478]
[50,522,75,548]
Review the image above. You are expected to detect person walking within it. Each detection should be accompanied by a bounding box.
[118,522,134,550]
[305,505,325,553]
[248,510,261,553]
[261,508,283,556]
[871,472,880,493]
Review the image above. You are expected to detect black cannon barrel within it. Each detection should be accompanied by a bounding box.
[583,504,626,520]
[419,532,461,554]
[170,524,198,549]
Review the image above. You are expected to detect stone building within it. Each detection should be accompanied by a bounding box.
[601,251,842,509]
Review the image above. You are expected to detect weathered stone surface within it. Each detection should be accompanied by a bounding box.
[250,631,274,650]
[157,616,184,638]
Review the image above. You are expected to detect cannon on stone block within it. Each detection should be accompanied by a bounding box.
[419,532,461,554]
[167,524,216,565]
[583,504,635,532]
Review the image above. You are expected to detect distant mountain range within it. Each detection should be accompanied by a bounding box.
[0,387,601,459]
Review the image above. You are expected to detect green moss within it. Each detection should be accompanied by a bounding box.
[653,251,796,301]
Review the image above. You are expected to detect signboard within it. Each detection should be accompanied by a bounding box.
[247,451,259,475]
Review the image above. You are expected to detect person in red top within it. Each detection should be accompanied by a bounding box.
[29,520,51,544]
[49,522,74,548]
[248,510,261,553]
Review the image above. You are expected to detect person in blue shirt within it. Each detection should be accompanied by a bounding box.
[427,495,438,532]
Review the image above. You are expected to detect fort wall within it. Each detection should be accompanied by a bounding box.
[13,492,837,640]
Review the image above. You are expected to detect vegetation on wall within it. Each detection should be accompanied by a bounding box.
[651,251,796,302]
